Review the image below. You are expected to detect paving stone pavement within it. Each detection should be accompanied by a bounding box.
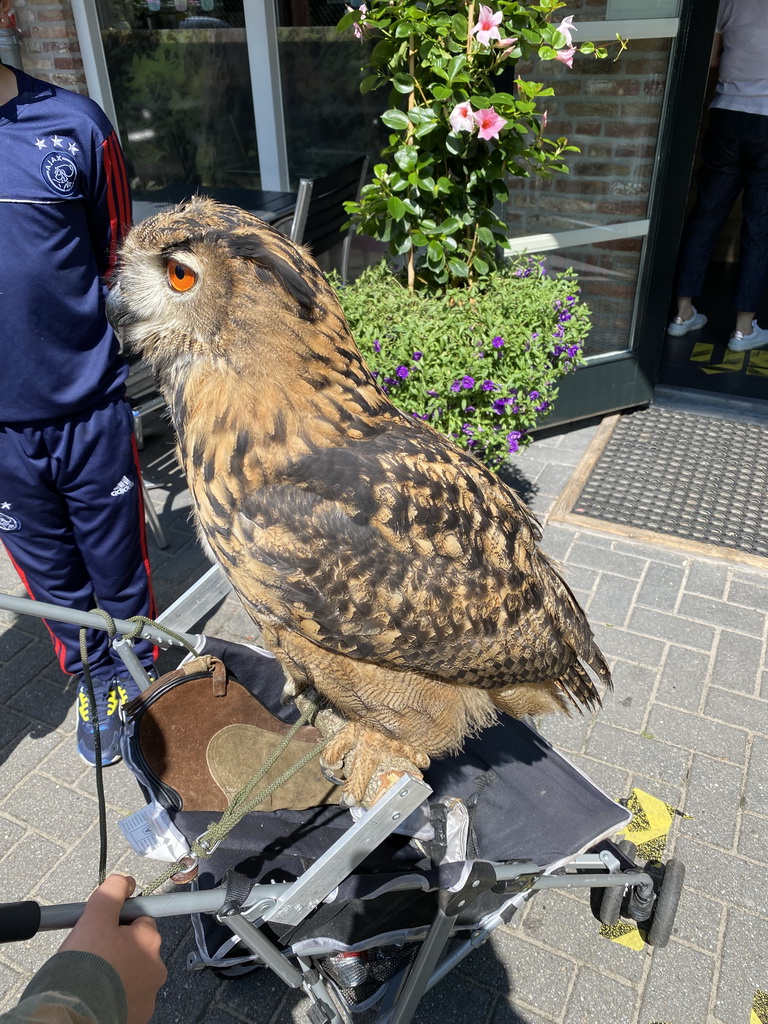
[0,411,766,1024]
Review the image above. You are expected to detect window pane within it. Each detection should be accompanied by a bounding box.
[96,1,260,192]
[507,36,672,235]
[276,0,388,179]
[545,239,645,358]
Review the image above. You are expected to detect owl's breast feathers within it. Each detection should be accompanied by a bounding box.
[175,348,610,707]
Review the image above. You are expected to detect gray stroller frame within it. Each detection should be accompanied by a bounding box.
[0,570,684,1024]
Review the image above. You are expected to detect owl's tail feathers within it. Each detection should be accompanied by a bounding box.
[555,646,613,714]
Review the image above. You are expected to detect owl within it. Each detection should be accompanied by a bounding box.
[107,197,612,805]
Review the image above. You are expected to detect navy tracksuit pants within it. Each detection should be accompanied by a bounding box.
[0,398,156,684]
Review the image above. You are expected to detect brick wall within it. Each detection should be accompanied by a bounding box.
[11,0,87,93]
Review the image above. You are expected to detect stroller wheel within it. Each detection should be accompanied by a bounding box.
[596,839,636,925]
[646,858,685,948]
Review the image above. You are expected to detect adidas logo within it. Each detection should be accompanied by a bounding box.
[110,475,135,497]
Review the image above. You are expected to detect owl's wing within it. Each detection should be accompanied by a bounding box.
[223,427,600,691]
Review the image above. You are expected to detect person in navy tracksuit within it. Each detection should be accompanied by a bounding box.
[0,53,157,767]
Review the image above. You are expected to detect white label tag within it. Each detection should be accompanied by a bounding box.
[118,804,190,862]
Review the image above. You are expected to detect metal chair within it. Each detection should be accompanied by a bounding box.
[275,155,369,282]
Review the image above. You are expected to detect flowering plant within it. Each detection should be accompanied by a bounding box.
[337,0,624,291]
[332,254,590,465]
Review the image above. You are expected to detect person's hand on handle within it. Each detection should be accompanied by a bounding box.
[59,874,167,1024]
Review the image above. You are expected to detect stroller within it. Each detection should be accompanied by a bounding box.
[0,570,685,1024]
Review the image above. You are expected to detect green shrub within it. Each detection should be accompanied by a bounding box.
[333,253,590,466]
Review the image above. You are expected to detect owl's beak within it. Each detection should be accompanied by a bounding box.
[105,279,133,339]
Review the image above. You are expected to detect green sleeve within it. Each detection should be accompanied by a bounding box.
[0,950,127,1024]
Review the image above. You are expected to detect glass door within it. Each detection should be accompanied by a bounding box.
[503,0,720,427]
[92,0,262,192]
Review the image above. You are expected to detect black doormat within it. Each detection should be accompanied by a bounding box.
[571,405,768,559]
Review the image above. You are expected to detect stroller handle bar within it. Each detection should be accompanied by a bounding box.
[0,887,232,943]
[0,857,657,944]
[0,591,198,650]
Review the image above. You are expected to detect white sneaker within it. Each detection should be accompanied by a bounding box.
[667,308,708,336]
[727,320,768,351]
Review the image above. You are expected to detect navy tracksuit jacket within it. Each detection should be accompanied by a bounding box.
[0,63,156,684]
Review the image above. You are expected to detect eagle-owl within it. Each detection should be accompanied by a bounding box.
[107,197,612,805]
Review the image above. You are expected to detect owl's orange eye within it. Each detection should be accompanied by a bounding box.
[167,259,197,292]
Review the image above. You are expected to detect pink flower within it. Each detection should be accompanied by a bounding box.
[541,109,548,130]
[496,36,517,51]
[346,3,368,41]
[472,5,503,47]
[450,101,475,133]
[555,15,576,47]
[554,45,576,68]
[473,107,507,141]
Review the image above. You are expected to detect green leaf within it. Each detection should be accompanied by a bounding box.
[439,216,462,234]
[387,196,407,220]
[444,260,468,280]
[488,92,516,107]
[360,74,380,95]
[445,54,467,81]
[427,240,445,267]
[392,73,415,94]
[381,108,411,130]
[431,84,453,101]
[476,225,494,245]
[445,134,464,155]
[336,9,358,32]
[394,146,419,172]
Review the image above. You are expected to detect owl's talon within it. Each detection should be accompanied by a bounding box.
[319,761,346,786]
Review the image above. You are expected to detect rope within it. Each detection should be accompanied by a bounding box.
[124,615,200,657]
[142,708,327,895]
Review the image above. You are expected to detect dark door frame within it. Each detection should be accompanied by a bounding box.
[543,0,721,431]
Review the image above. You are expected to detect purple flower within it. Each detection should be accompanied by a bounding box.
[567,345,580,357]
[466,406,476,413]
[482,380,497,391]
[566,295,576,303]
[507,430,522,453]
[450,380,462,392]
[427,389,439,397]
[559,311,572,322]
[462,423,475,436]
[536,401,550,412]
[492,336,505,348]
[553,327,564,338]
[396,365,409,379]
[462,376,475,389]
[531,332,539,340]
[529,390,540,399]
[552,345,566,357]
[373,339,381,353]
[412,351,422,361]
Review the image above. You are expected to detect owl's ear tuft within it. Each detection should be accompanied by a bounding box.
[216,230,317,318]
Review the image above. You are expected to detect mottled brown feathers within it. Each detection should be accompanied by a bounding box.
[107,196,612,802]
